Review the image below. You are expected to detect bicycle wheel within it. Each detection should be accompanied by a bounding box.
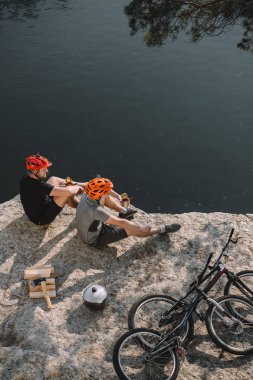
[113,328,180,380]
[206,295,253,355]
[128,294,194,345]
[224,271,253,319]
[224,270,253,301]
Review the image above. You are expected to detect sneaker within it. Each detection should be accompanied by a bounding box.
[160,224,181,234]
[118,208,137,220]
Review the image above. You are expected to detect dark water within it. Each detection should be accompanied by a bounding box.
[0,0,253,213]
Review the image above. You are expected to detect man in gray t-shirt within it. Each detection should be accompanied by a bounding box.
[76,193,112,244]
[75,177,181,248]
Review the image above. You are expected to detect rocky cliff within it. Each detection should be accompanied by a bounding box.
[0,196,253,380]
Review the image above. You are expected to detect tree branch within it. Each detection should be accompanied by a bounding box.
[178,0,226,7]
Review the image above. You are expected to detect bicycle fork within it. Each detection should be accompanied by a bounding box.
[206,296,242,326]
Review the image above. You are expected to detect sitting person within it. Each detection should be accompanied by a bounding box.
[20,154,86,225]
[75,177,181,248]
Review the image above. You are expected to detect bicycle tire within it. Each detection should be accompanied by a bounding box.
[113,328,180,380]
[206,295,253,355]
[224,270,253,319]
[224,270,253,301]
[128,294,194,346]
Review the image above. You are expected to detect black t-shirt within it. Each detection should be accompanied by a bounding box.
[20,175,54,224]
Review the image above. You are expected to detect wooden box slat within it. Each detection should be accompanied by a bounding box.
[29,290,56,299]
[29,284,56,292]
[24,266,53,279]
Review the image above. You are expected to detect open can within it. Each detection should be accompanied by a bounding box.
[121,193,130,208]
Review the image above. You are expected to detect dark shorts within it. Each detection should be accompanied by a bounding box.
[37,198,62,225]
[94,224,128,248]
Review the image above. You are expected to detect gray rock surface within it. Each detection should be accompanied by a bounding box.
[0,196,253,379]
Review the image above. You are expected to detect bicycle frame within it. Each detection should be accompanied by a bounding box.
[159,263,233,329]
[146,228,253,360]
[146,271,253,361]
[159,229,253,329]
[146,265,226,360]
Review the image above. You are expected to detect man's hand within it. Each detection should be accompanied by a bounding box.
[65,177,88,189]
[65,177,77,186]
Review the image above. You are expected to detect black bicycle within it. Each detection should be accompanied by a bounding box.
[113,229,253,380]
[128,228,253,338]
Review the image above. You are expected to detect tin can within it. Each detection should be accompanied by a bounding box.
[121,193,130,208]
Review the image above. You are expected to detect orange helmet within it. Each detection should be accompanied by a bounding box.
[85,178,113,200]
[26,154,52,171]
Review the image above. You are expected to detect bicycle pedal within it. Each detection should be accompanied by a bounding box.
[176,346,187,359]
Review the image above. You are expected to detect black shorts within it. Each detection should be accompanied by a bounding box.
[38,198,62,225]
[94,224,128,248]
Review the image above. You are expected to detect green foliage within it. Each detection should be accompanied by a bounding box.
[124,0,253,52]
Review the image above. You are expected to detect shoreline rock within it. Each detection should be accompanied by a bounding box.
[0,196,253,379]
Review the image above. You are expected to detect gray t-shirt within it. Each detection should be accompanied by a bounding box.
[76,194,111,244]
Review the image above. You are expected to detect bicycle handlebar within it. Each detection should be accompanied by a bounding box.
[228,228,235,241]
[212,228,234,266]
[192,228,235,287]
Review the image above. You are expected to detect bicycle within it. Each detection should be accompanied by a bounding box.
[128,228,253,337]
[113,229,253,380]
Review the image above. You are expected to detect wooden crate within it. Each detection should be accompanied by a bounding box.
[24,265,57,299]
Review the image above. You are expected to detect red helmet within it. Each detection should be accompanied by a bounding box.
[85,178,113,200]
[25,154,52,171]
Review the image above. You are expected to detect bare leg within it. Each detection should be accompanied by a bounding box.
[53,195,69,208]
[123,223,161,237]
[104,194,124,212]
[53,195,80,209]
[67,195,79,208]
[120,220,180,237]
[47,176,80,208]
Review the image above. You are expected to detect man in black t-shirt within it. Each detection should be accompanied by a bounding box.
[20,154,86,225]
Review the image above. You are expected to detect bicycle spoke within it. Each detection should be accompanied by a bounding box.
[224,270,253,317]
[116,330,178,380]
[129,295,194,346]
[207,296,253,354]
[135,301,173,330]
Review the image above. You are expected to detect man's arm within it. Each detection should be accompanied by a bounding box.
[50,185,84,197]
[106,215,160,237]
[70,180,88,188]
[77,181,88,188]
[47,176,87,189]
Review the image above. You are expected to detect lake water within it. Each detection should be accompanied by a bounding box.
[0,0,253,213]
